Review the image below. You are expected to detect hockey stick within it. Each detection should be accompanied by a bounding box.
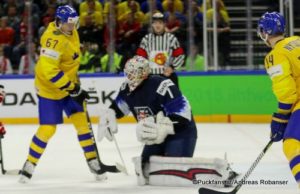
[198,139,273,194]
[0,136,21,175]
[107,127,129,175]
[0,136,5,174]
[85,109,126,174]
[92,80,128,175]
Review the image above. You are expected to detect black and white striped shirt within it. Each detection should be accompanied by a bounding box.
[136,32,185,75]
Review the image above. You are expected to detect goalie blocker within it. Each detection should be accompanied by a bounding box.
[133,156,238,188]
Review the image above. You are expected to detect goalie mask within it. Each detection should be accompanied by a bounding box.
[124,56,150,91]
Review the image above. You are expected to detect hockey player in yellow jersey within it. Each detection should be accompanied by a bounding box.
[19,5,107,183]
[258,12,300,188]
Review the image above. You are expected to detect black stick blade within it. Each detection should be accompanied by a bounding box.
[199,187,235,194]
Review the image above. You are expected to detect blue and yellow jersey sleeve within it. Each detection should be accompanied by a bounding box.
[265,48,297,114]
[35,22,81,100]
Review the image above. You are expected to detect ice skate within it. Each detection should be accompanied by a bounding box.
[87,158,107,181]
[19,161,35,184]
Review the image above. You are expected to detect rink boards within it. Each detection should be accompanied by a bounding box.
[0,71,276,124]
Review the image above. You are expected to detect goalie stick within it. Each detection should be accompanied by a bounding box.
[0,137,21,175]
[198,138,273,194]
[107,127,129,175]
[92,80,129,175]
[85,109,126,174]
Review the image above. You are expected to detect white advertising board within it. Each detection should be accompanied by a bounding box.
[0,75,125,119]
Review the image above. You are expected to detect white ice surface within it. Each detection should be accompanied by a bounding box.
[0,123,299,194]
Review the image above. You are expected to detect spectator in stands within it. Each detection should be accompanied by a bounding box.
[118,8,142,64]
[118,0,141,16]
[79,43,100,73]
[33,0,54,14]
[165,13,181,34]
[100,46,123,73]
[191,0,203,46]
[0,16,15,66]
[18,42,38,75]
[163,0,186,42]
[12,10,37,72]
[162,0,183,13]
[206,0,230,68]
[3,0,24,15]
[41,4,56,28]
[118,0,144,24]
[119,10,142,44]
[184,45,204,71]
[0,16,15,46]
[79,0,103,16]
[0,45,13,74]
[78,14,103,45]
[38,16,51,38]
[141,0,163,14]
[164,0,186,24]
[79,0,103,28]
[6,5,21,33]
[19,12,29,43]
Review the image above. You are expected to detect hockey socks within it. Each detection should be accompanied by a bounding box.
[283,138,300,183]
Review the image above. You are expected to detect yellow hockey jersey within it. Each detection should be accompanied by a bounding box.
[35,22,81,100]
[265,36,300,113]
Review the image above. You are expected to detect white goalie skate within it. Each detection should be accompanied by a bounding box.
[87,158,107,181]
[19,161,35,184]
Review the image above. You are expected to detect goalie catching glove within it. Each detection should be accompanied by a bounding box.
[136,111,174,145]
[97,108,118,141]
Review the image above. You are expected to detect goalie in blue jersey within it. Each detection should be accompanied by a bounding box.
[98,56,237,187]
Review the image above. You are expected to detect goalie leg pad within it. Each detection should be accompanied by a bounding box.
[148,156,233,187]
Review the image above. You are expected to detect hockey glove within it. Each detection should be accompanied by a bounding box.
[97,108,118,141]
[68,84,90,106]
[0,85,5,103]
[136,111,174,145]
[270,113,290,142]
[0,122,6,138]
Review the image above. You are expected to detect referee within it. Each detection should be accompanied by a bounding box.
[136,12,185,87]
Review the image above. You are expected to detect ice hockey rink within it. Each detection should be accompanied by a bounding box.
[0,123,299,194]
